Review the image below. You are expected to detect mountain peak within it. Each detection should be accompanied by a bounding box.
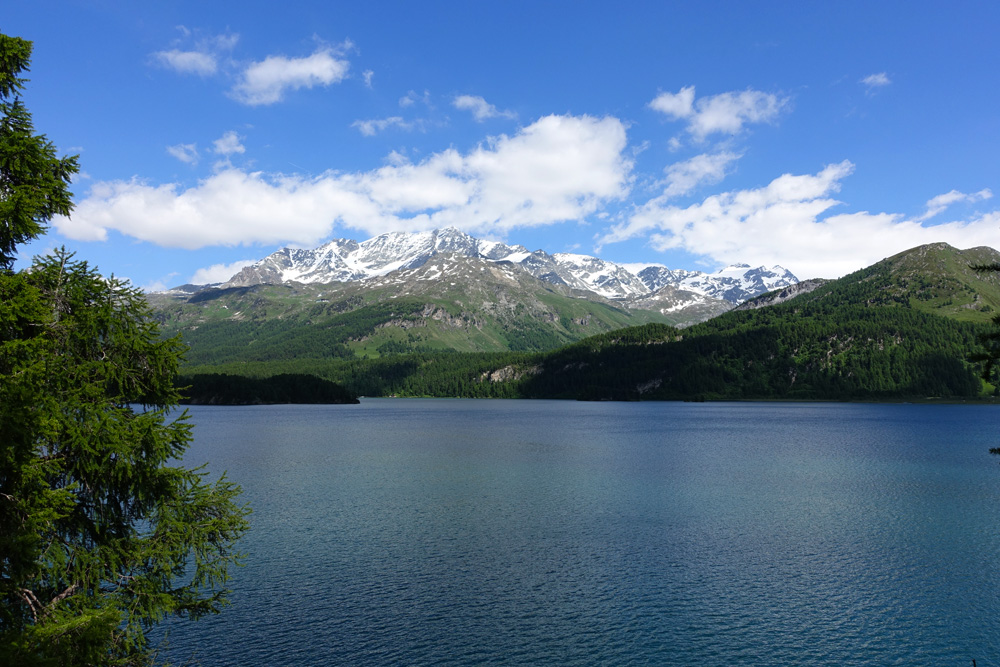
[213,228,799,307]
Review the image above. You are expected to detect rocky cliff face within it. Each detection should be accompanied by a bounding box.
[733,279,829,311]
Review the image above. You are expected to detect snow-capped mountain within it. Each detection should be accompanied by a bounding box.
[225,229,528,288]
[220,228,799,306]
[676,263,800,303]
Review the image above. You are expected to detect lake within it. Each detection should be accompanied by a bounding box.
[159,399,1000,665]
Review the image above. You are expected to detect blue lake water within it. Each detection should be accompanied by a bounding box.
[159,400,1000,665]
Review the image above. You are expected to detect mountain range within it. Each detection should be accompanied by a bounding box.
[493,242,1000,401]
[158,241,1000,401]
[150,228,801,361]
[208,227,798,310]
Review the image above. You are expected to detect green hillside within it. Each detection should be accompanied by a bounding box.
[841,243,1000,322]
[509,244,1000,400]
[167,243,1000,402]
[150,255,676,365]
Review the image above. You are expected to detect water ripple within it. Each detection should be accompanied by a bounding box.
[156,401,1000,665]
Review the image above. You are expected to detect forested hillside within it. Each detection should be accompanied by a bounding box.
[508,244,999,400]
[171,243,1000,402]
[178,373,359,405]
[151,255,677,362]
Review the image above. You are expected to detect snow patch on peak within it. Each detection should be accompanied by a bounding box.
[217,228,799,306]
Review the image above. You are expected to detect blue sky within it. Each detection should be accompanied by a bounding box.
[7,0,1000,289]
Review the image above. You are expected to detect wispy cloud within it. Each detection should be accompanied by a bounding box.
[166,143,199,165]
[399,90,432,108]
[152,29,238,76]
[155,50,218,76]
[649,86,788,140]
[453,95,517,122]
[917,188,992,221]
[860,72,891,93]
[230,45,350,106]
[661,152,741,199]
[141,272,179,293]
[351,117,418,136]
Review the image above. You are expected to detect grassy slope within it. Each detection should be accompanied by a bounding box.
[150,257,677,366]
[498,244,1000,400]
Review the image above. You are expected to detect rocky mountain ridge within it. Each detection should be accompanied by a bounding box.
[216,228,799,308]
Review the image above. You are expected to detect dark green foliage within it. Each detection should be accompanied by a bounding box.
[180,350,540,399]
[971,262,1000,391]
[177,298,988,403]
[174,298,428,366]
[0,35,249,666]
[0,35,78,268]
[174,247,997,402]
[178,373,359,405]
[1,251,250,666]
[516,268,988,401]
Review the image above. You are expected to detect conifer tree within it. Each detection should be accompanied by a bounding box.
[0,33,249,666]
[972,262,1000,390]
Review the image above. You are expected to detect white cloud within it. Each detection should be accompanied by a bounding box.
[155,50,218,76]
[649,86,695,119]
[213,131,246,156]
[351,117,416,136]
[153,30,238,76]
[362,69,374,88]
[166,143,199,165]
[453,95,517,122]
[190,260,258,284]
[917,188,992,221]
[598,161,1000,279]
[649,86,788,140]
[861,72,891,91]
[399,90,431,108]
[141,273,178,293]
[230,47,350,106]
[55,114,632,248]
[662,152,740,199]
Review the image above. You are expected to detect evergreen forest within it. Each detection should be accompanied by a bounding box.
[167,242,1000,403]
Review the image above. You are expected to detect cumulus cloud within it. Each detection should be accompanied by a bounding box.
[230,46,350,106]
[453,95,517,122]
[917,188,992,221]
[213,131,246,156]
[166,143,199,165]
[649,86,695,119]
[153,30,238,76]
[190,259,258,284]
[55,114,632,249]
[649,86,788,140]
[598,161,1000,279]
[861,72,891,92]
